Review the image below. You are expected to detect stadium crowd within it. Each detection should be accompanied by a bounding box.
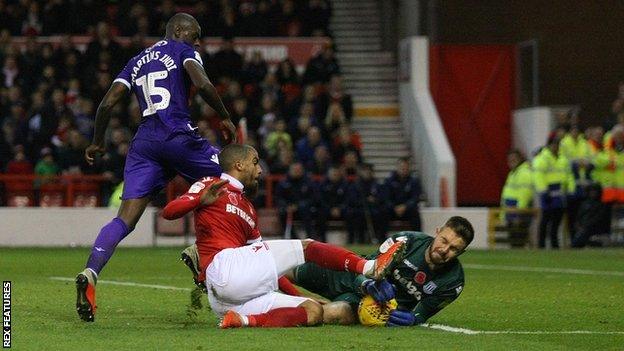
[500,96,624,248]
[0,0,333,38]
[0,1,425,244]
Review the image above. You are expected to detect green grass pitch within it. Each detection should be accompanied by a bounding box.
[1,246,623,350]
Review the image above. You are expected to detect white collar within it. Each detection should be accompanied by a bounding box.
[220,173,244,190]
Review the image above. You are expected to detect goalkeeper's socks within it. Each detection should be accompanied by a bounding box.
[247,307,308,327]
[304,240,367,274]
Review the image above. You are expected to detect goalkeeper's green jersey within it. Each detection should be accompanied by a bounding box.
[293,232,464,323]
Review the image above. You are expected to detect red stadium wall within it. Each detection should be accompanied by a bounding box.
[429,44,515,206]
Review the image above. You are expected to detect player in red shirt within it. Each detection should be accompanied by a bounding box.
[163,144,406,328]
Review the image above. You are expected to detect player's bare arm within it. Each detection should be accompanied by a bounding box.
[85,82,129,165]
[183,60,237,144]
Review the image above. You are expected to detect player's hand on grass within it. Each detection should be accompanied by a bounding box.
[220,119,237,145]
[386,309,415,327]
[85,144,106,166]
[362,279,395,303]
[200,179,229,205]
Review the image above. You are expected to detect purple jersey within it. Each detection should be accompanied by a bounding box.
[114,39,203,140]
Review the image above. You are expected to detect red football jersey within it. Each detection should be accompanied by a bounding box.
[162,174,261,280]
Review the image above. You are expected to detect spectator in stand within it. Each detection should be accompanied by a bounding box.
[100,140,128,204]
[42,0,69,35]
[342,149,360,177]
[213,37,243,80]
[276,58,301,85]
[197,119,221,149]
[331,124,362,164]
[254,0,274,37]
[256,94,279,140]
[296,126,326,166]
[275,162,316,238]
[103,117,130,150]
[289,102,319,140]
[318,75,353,122]
[88,71,113,104]
[35,146,59,175]
[323,102,346,140]
[269,146,295,175]
[303,43,340,84]
[264,119,292,159]
[74,97,95,141]
[20,1,43,36]
[2,55,25,88]
[3,102,28,147]
[302,0,332,36]
[383,157,424,232]
[0,132,11,171]
[85,22,123,73]
[241,51,268,86]
[306,144,331,176]
[151,0,177,36]
[237,2,259,37]
[56,128,89,174]
[118,3,151,37]
[315,166,348,242]
[5,144,33,174]
[276,0,302,37]
[30,88,69,154]
[345,163,386,243]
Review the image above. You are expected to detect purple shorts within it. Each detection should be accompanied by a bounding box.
[121,132,222,200]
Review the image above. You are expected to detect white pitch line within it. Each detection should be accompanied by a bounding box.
[422,323,624,335]
[50,277,191,291]
[463,264,624,277]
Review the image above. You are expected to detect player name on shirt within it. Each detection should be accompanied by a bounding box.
[129,47,178,84]
[225,203,256,228]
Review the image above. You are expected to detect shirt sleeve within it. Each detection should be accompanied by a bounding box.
[113,60,133,90]
[180,45,203,67]
[411,284,463,324]
[161,180,209,219]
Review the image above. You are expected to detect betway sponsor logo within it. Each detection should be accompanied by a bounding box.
[225,203,255,227]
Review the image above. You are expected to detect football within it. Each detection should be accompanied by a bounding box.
[357,295,398,326]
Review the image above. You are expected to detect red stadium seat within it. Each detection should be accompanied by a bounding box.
[39,182,65,207]
[72,181,100,207]
[4,180,34,207]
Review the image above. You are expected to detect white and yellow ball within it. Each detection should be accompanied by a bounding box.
[357,295,398,326]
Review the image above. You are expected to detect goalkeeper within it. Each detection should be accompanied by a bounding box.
[289,216,473,327]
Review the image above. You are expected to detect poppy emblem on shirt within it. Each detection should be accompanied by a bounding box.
[228,193,238,205]
[414,271,426,284]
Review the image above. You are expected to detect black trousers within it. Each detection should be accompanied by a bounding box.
[538,208,564,248]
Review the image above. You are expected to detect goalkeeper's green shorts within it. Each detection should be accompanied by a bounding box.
[292,262,367,310]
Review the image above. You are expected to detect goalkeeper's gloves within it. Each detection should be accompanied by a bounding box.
[386,309,416,327]
[362,279,395,303]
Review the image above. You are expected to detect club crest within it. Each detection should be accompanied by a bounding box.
[228,193,239,205]
[423,281,437,294]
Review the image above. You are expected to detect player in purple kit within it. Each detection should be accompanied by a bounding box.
[75,13,236,322]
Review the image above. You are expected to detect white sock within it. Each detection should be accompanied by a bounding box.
[240,314,249,326]
[86,268,98,283]
[362,260,375,276]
